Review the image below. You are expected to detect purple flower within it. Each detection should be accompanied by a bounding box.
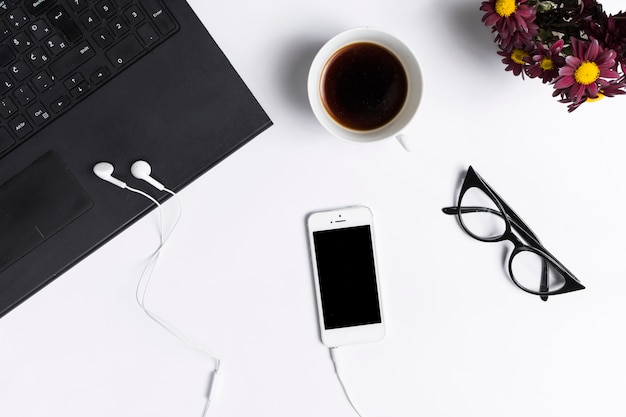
[525,39,566,83]
[582,12,626,73]
[479,0,626,111]
[553,38,621,104]
[498,42,533,77]
[480,0,539,50]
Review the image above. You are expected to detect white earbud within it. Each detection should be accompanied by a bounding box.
[131,160,165,191]
[93,162,127,189]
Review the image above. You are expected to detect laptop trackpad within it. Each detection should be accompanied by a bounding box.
[0,151,93,273]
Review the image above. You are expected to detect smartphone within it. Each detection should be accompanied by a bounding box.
[307,206,385,347]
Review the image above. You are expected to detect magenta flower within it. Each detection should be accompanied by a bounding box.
[498,42,534,77]
[553,37,621,104]
[525,39,566,83]
[479,0,626,111]
[582,12,626,73]
[480,0,539,50]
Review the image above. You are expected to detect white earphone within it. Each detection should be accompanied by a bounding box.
[94,160,166,191]
[93,162,128,189]
[131,160,165,191]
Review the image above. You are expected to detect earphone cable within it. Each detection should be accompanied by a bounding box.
[125,186,222,414]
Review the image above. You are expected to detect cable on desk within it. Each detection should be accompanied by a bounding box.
[127,186,221,416]
[330,347,364,417]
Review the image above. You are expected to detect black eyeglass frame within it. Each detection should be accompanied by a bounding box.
[442,166,585,298]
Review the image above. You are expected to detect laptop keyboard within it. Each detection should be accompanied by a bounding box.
[0,0,179,157]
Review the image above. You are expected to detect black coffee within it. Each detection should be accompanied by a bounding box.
[321,42,408,131]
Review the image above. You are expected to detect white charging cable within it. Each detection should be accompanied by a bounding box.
[330,347,364,417]
[127,185,221,416]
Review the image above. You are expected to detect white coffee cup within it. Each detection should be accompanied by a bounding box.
[307,27,423,151]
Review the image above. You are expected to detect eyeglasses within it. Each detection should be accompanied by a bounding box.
[442,166,585,301]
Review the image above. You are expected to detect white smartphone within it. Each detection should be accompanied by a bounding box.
[307,206,385,347]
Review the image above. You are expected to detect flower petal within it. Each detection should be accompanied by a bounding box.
[585,39,600,61]
[572,84,586,102]
[554,76,575,89]
[565,56,582,68]
[600,68,620,78]
[586,83,599,97]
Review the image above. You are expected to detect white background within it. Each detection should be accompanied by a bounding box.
[2,0,626,416]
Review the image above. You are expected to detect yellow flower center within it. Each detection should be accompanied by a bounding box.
[511,49,529,65]
[574,61,600,85]
[495,0,517,17]
[540,57,554,71]
[586,92,605,102]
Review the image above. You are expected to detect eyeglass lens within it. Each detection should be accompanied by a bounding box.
[458,186,506,241]
[510,249,566,294]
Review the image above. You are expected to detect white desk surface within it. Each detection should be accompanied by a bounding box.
[2,0,625,416]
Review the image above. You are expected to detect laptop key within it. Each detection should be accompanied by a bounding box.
[48,5,82,42]
[32,71,54,91]
[143,0,176,34]
[49,41,94,77]
[49,94,70,113]
[11,32,34,53]
[108,16,129,37]
[93,27,113,48]
[137,23,158,47]
[45,33,68,55]
[0,20,11,41]
[69,80,89,98]
[0,44,15,66]
[95,0,116,19]
[29,19,52,40]
[125,6,144,25]
[67,0,88,13]
[8,8,29,29]
[0,72,14,95]
[28,46,50,68]
[79,10,100,31]
[8,114,33,139]
[63,73,83,89]
[89,66,110,84]
[0,97,17,119]
[9,60,32,82]
[106,34,143,67]
[24,0,56,15]
[26,101,51,125]
[13,84,36,105]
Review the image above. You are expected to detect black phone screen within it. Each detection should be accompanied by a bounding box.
[312,225,382,330]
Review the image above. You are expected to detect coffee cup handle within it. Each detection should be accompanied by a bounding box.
[396,134,411,152]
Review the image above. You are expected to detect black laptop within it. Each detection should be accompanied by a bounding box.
[0,0,272,317]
